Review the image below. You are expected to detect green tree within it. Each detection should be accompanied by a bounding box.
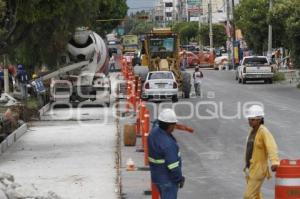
[234,0,270,54]
[0,0,127,68]
[198,23,226,48]
[123,11,154,35]
[173,22,226,48]
[94,0,128,36]
[270,0,300,67]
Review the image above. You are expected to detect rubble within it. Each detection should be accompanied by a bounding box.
[0,172,63,199]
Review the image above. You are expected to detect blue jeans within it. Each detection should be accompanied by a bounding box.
[155,182,178,199]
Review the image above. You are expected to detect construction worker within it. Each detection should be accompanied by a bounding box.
[243,105,280,199]
[180,51,188,71]
[16,64,29,101]
[31,74,46,107]
[148,109,185,199]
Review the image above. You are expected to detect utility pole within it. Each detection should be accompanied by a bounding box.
[226,0,232,68]
[209,0,213,52]
[163,1,166,27]
[267,0,273,58]
[186,0,189,22]
[231,0,236,41]
[198,0,202,51]
[231,0,236,68]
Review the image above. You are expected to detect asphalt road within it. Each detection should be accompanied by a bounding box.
[147,69,300,199]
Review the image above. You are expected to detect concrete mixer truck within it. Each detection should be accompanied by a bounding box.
[41,27,111,106]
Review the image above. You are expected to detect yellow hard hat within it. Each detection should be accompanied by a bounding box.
[32,74,38,79]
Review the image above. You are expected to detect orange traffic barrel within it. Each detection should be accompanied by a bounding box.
[275,159,300,199]
[123,123,136,146]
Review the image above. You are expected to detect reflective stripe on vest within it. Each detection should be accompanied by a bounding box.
[276,178,300,186]
[168,161,179,170]
[149,157,165,164]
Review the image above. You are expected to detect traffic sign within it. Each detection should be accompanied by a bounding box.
[187,0,202,5]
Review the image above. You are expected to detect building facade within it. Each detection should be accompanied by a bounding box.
[154,0,232,24]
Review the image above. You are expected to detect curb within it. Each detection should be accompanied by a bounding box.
[0,123,27,154]
[39,103,50,118]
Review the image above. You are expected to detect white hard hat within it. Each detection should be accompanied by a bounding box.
[246,105,264,119]
[158,109,178,123]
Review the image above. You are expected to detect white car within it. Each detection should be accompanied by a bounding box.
[142,71,178,102]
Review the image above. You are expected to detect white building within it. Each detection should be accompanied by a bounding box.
[154,0,238,24]
[154,0,179,25]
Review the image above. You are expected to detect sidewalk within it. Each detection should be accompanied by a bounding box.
[119,116,152,199]
[0,108,118,199]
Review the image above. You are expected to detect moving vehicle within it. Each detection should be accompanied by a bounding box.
[122,34,139,53]
[142,71,178,102]
[43,27,111,106]
[179,51,200,67]
[138,28,191,98]
[193,50,215,68]
[236,56,274,84]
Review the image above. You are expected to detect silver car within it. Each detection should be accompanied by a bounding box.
[142,71,178,102]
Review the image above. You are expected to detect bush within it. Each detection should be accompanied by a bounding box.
[297,83,300,89]
[273,72,286,81]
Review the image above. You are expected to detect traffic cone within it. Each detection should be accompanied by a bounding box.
[126,158,136,171]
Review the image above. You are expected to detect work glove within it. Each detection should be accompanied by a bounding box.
[178,176,185,188]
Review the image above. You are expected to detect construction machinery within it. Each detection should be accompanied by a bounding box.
[139,28,191,98]
[42,27,111,106]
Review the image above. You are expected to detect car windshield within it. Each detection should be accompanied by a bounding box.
[244,57,268,65]
[148,72,173,80]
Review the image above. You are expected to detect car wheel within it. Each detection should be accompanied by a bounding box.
[238,78,241,83]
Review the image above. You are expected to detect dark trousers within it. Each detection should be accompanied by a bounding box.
[155,182,178,199]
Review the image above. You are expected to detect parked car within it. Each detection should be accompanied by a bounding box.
[236,56,274,84]
[179,51,200,67]
[142,71,178,102]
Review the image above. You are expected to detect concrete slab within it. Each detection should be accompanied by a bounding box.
[6,132,15,147]
[0,110,118,199]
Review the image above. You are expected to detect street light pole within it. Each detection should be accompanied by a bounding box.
[267,0,273,58]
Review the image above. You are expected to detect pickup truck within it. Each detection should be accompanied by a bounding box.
[236,56,274,84]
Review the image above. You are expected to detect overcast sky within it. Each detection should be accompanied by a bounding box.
[127,0,155,13]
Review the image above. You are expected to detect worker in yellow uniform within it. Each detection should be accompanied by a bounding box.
[243,105,280,199]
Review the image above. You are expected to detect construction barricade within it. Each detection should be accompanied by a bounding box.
[275,159,300,199]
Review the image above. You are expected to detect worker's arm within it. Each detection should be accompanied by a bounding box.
[164,145,183,183]
[263,129,280,167]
